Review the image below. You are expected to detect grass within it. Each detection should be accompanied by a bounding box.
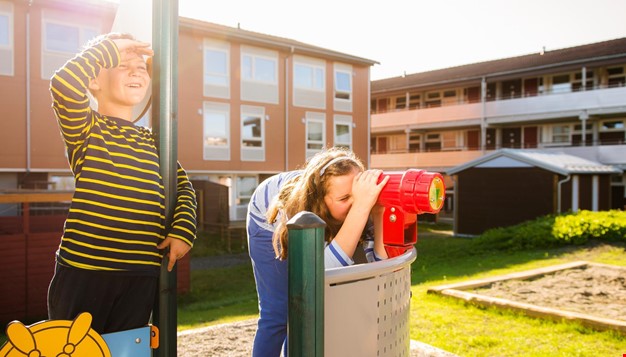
[409,227,626,356]
[3,222,625,356]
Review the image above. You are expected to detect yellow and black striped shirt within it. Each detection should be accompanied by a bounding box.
[50,38,197,274]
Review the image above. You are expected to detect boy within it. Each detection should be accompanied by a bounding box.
[47,33,197,334]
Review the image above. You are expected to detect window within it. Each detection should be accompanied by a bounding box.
[294,63,324,90]
[394,96,406,110]
[306,113,326,158]
[424,91,441,108]
[551,124,570,143]
[241,46,278,104]
[607,66,625,88]
[241,106,265,161]
[573,70,593,91]
[600,120,625,131]
[242,54,276,83]
[236,176,257,206]
[599,119,625,145]
[334,115,352,150]
[204,49,228,86]
[334,70,351,100]
[408,93,421,109]
[425,133,441,151]
[294,56,326,109]
[409,132,421,152]
[42,14,100,79]
[242,115,263,147]
[233,175,258,220]
[203,40,230,98]
[0,2,13,76]
[551,74,571,94]
[203,102,230,161]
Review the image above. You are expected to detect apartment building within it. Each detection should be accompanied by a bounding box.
[0,0,377,222]
[370,37,626,213]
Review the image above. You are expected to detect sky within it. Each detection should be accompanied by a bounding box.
[174,0,626,81]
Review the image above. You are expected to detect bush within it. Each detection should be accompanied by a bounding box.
[473,210,626,251]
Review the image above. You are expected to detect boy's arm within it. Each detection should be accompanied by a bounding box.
[49,38,119,153]
[157,162,198,271]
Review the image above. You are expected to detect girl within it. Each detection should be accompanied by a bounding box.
[246,147,390,356]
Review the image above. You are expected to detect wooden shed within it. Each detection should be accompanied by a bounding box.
[447,149,622,236]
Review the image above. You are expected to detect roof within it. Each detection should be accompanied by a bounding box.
[446,149,623,176]
[179,17,379,66]
[372,37,626,93]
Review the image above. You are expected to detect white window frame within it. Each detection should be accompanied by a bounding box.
[41,12,100,79]
[241,52,277,84]
[305,113,326,158]
[334,115,352,150]
[0,1,14,76]
[542,124,571,145]
[294,62,325,91]
[232,175,258,221]
[203,40,230,98]
[240,105,265,161]
[202,101,230,161]
[334,68,352,101]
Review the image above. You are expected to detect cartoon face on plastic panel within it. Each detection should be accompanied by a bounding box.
[0,313,110,357]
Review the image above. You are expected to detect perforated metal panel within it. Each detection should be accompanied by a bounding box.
[324,248,415,357]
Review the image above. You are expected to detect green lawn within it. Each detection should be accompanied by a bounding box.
[2,223,625,356]
[178,222,626,356]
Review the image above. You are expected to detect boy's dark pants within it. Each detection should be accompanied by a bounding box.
[47,263,157,334]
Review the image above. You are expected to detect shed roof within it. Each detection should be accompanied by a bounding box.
[446,149,623,176]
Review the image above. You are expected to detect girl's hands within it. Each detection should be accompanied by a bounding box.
[351,169,389,213]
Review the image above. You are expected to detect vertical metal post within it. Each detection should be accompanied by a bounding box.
[151,0,178,356]
[287,211,325,357]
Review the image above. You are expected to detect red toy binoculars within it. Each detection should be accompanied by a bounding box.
[376,169,445,257]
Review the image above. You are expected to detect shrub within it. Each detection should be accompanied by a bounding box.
[473,210,626,251]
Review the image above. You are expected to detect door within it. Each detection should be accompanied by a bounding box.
[523,126,538,148]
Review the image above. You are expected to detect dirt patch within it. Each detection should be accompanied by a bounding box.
[476,264,626,321]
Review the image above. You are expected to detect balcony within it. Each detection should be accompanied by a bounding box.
[372,86,626,133]
[371,144,626,173]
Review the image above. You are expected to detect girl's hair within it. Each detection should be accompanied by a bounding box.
[267,147,365,260]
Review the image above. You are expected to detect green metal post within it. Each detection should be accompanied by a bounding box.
[287,211,325,357]
[151,0,178,356]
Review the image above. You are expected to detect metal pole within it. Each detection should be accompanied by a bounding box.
[152,0,179,356]
[287,211,325,357]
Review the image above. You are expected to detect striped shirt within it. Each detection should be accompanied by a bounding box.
[50,38,197,274]
[248,171,383,269]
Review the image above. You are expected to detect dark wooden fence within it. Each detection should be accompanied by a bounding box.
[0,192,190,326]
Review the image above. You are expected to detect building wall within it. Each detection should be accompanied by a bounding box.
[456,167,557,235]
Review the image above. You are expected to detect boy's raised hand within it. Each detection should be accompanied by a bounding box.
[112,38,154,58]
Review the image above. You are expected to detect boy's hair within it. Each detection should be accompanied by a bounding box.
[267,147,365,260]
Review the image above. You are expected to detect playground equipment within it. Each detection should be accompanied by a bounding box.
[0,313,158,357]
[288,168,444,357]
[377,169,445,257]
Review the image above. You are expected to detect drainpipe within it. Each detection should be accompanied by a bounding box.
[26,1,33,175]
[557,174,571,213]
[285,46,293,171]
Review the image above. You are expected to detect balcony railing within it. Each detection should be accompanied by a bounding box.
[372,82,626,115]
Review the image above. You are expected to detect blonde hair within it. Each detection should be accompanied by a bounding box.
[267,147,365,260]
